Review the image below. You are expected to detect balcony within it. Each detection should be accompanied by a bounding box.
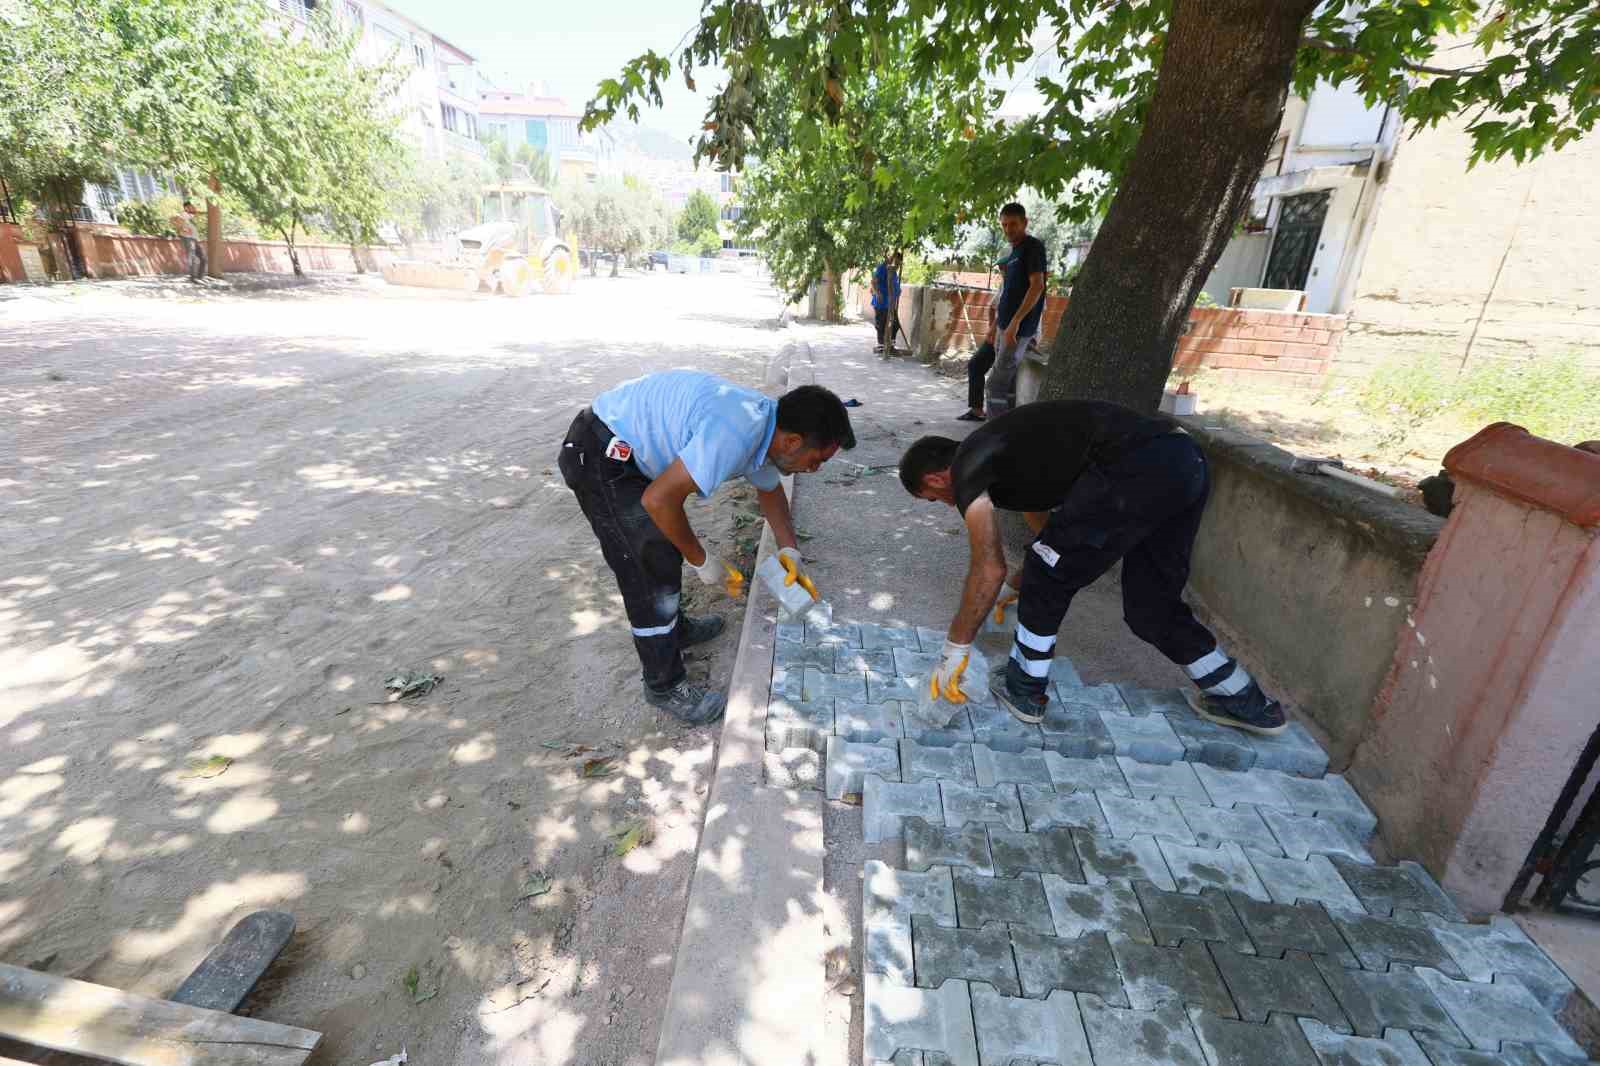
[443,129,486,159]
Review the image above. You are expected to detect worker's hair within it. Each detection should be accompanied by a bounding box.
[1000,202,1026,220]
[898,436,960,495]
[182,200,196,209]
[777,385,856,450]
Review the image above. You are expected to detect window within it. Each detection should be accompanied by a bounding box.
[465,114,478,139]
[719,204,742,222]
[719,173,734,193]
[412,43,427,68]
[343,1,362,25]
[441,104,459,133]
[525,119,548,151]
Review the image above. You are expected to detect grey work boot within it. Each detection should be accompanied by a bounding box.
[645,680,726,725]
[991,659,1048,724]
[1185,681,1287,736]
[679,614,725,649]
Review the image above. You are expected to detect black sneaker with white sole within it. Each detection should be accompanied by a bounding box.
[991,664,1048,724]
[645,680,726,725]
[679,614,725,648]
[1185,681,1287,736]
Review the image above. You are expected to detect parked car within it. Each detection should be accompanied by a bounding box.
[647,250,669,270]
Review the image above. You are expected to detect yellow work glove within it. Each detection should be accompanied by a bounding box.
[693,551,745,598]
[929,640,972,704]
[992,591,1019,626]
[777,547,820,602]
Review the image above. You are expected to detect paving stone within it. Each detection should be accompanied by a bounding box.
[1101,794,1198,845]
[1412,914,1575,1014]
[1297,1020,1434,1066]
[810,669,869,702]
[1259,807,1375,863]
[1010,929,1126,1004]
[771,663,812,702]
[1499,1045,1590,1066]
[879,1051,962,1066]
[1159,840,1269,900]
[1074,830,1177,891]
[901,707,976,745]
[864,972,979,1066]
[1189,1008,1322,1066]
[1176,801,1283,856]
[912,916,1021,997]
[776,620,804,643]
[766,696,836,753]
[764,746,822,790]
[1209,946,1350,1031]
[1243,719,1330,778]
[827,735,901,799]
[1047,657,1085,687]
[1249,852,1364,910]
[1038,700,1118,758]
[1018,784,1109,835]
[1110,935,1238,1018]
[869,674,924,703]
[915,626,946,652]
[776,641,836,670]
[1104,714,1187,764]
[1165,710,1258,772]
[836,698,908,743]
[1414,1034,1527,1066]
[840,647,898,677]
[1044,752,1132,796]
[1133,883,1253,954]
[1081,993,1208,1066]
[906,817,995,876]
[901,739,978,784]
[1117,686,1192,717]
[1053,680,1129,714]
[1273,774,1379,838]
[891,647,939,678]
[1225,892,1359,964]
[1415,969,1586,1057]
[988,826,1083,881]
[972,745,1052,789]
[943,782,1027,833]
[953,868,1055,933]
[970,983,1089,1066]
[1311,954,1467,1045]
[1042,873,1153,943]
[1333,859,1465,920]
[1119,758,1211,804]
[1328,907,1464,976]
[803,619,861,647]
[865,860,958,984]
[865,774,944,844]
[967,701,1047,750]
[1192,764,1295,812]
[862,623,921,650]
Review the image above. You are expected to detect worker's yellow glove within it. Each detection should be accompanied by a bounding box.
[777,547,820,602]
[992,591,1019,626]
[693,551,745,598]
[929,640,972,704]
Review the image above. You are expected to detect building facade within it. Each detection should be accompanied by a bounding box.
[479,87,616,184]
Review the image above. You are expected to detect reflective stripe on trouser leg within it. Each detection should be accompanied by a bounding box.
[1009,621,1056,695]
[1184,647,1252,697]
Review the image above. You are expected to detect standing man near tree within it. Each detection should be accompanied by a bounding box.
[172,200,207,284]
[959,203,1046,422]
[870,249,902,355]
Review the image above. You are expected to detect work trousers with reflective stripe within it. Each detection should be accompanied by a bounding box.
[1010,433,1218,694]
[558,408,685,694]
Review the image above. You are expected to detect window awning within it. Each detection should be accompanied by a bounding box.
[1255,164,1363,199]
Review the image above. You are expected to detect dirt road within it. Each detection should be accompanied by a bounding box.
[0,270,788,1064]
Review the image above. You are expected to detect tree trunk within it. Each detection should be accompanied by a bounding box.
[281,224,302,277]
[610,252,620,277]
[1040,0,1317,412]
[821,264,841,322]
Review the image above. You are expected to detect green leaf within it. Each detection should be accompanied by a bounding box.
[518,873,553,899]
[581,756,618,778]
[612,820,655,856]
[180,755,232,779]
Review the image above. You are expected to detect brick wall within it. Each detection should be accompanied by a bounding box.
[1,222,388,282]
[0,223,27,283]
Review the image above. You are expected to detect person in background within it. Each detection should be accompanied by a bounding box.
[172,200,207,284]
[959,202,1046,421]
[871,250,902,355]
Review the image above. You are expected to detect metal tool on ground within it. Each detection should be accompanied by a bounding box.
[1290,456,1402,498]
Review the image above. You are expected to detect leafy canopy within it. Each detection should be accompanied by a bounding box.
[677,188,721,242]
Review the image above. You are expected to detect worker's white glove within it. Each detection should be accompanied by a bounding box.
[777,547,820,602]
[693,550,745,598]
[929,640,973,704]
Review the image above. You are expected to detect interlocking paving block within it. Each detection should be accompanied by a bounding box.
[827,735,901,800]
[1328,907,1464,976]
[1412,914,1576,1014]
[1044,752,1132,797]
[988,826,1083,881]
[1192,763,1295,813]
[1177,801,1283,856]
[810,668,869,702]
[1043,873,1153,943]
[1414,969,1586,1057]
[1011,929,1126,1004]
[912,916,1021,996]
[764,746,822,790]
[865,774,944,844]
[777,620,804,643]
[1048,657,1085,687]
[1189,1008,1322,1066]
[944,782,1027,834]
[1133,883,1253,954]
[1039,700,1118,758]
[1225,892,1358,965]
[915,626,946,652]
[1274,774,1379,838]
[970,983,1089,1066]
[862,623,922,650]
[1101,794,1198,845]
[841,647,898,678]
[766,696,836,753]
[902,739,978,784]
[771,663,811,702]
[972,745,1052,789]
[1209,946,1350,1031]
[1117,686,1191,717]
[1159,840,1269,900]
[1333,859,1465,920]
[1110,935,1238,1018]
[804,619,862,647]
[1081,993,1208,1066]
[865,860,958,984]
[836,698,908,743]
[869,674,925,703]
[1500,1043,1594,1066]
[776,641,836,670]
[1074,830,1177,891]
[1165,710,1258,772]
[879,1051,962,1066]
[953,868,1055,933]
[864,972,979,1066]
[1119,758,1211,804]
[967,702,1046,750]
[906,817,995,876]
[1019,784,1110,835]
[1249,852,1364,910]
[1104,714,1187,764]
[1414,1034,1527,1066]
[1054,680,1130,714]
[892,647,939,678]
[1243,719,1330,778]
[1311,954,1467,1045]
[1297,1020,1434,1066]
[1259,807,1375,863]
[901,707,976,745]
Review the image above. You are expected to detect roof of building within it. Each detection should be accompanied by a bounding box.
[364,0,475,62]
[478,92,583,119]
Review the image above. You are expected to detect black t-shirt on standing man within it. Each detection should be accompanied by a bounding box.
[995,233,1048,337]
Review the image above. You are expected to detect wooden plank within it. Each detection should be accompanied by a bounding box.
[169,911,295,1013]
[0,963,320,1066]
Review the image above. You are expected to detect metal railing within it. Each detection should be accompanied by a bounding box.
[1505,723,1600,919]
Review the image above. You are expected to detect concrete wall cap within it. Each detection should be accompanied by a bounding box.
[1444,422,1600,528]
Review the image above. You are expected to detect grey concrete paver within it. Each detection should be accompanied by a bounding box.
[1043,874,1153,943]
[837,647,897,677]
[1054,681,1130,714]
[988,826,1083,881]
[966,701,1045,749]
[864,972,979,1066]
[1249,851,1364,910]
[1119,758,1211,804]
[1010,929,1126,1004]
[943,782,1027,833]
[972,745,1052,789]
[1243,719,1329,777]
[901,739,978,785]
[766,695,836,753]
[777,620,804,644]
[1411,914,1576,1014]
[865,860,957,984]
[1415,969,1587,1057]
[912,916,1021,997]
[1074,830,1177,891]
[1333,858,1465,920]
[901,706,976,744]
[1159,840,1270,900]
[953,868,1055,933]
[1019,784,1110,835]
[1259,807,1375,863]
[1080,993,1208,1066]
[1100,793,1198,845]
[826,735,900,799]
[1166,711,1258,772]
[804,619,862,647]
[776,642,836,670]
[1207,946,1350,1031]
[811,668,870,702]
[835,697,907,742]
[865,774,943,844]
[1311,954,1467,1045]
[869,674,925,703]
[1192,763,1294,812]
[1415,1034,1528,1066]
[1188,1009,1321,1066]
[1047,657,1085,687]
[1039,700,1118,759]
[891,647,939,677]
[1225,892,1358,965]
[905,817,995,876]
[1176,800,1282,856]
[970,983,1089,1066]
[1272,773,1379,838]
[1297,1020,1434,1066]
[1110,935,1238,1018]
[1044,752,1131,796]
[764,746,822,790]
[1116,686,1191,717]
[1104,714,1187,764]
[1134,883,1253,954]
[862,623,922,650]
[1328,907,1465,976]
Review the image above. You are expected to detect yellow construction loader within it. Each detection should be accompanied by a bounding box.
[381,182,577,296]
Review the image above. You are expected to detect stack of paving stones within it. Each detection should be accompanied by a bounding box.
[759,618,1592,1066]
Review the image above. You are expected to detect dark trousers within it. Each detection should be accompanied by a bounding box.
[1009,433,1218,693]
[874,305,888,344]
[183,236,207,281]
[967,341,996,410]
[558,409,686,693]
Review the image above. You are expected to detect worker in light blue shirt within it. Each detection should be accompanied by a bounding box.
[559,370,856,723]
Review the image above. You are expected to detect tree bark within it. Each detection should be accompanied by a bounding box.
[281,223,302,277]
[1040,0,1317,412]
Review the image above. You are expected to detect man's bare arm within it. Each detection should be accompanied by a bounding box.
[640,459,707,563]
[947,493,1008,644]
[756,483,799,552]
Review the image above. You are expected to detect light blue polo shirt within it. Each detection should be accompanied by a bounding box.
[592,370,781,496]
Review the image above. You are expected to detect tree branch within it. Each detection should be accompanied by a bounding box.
[1298,37,1478,78]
